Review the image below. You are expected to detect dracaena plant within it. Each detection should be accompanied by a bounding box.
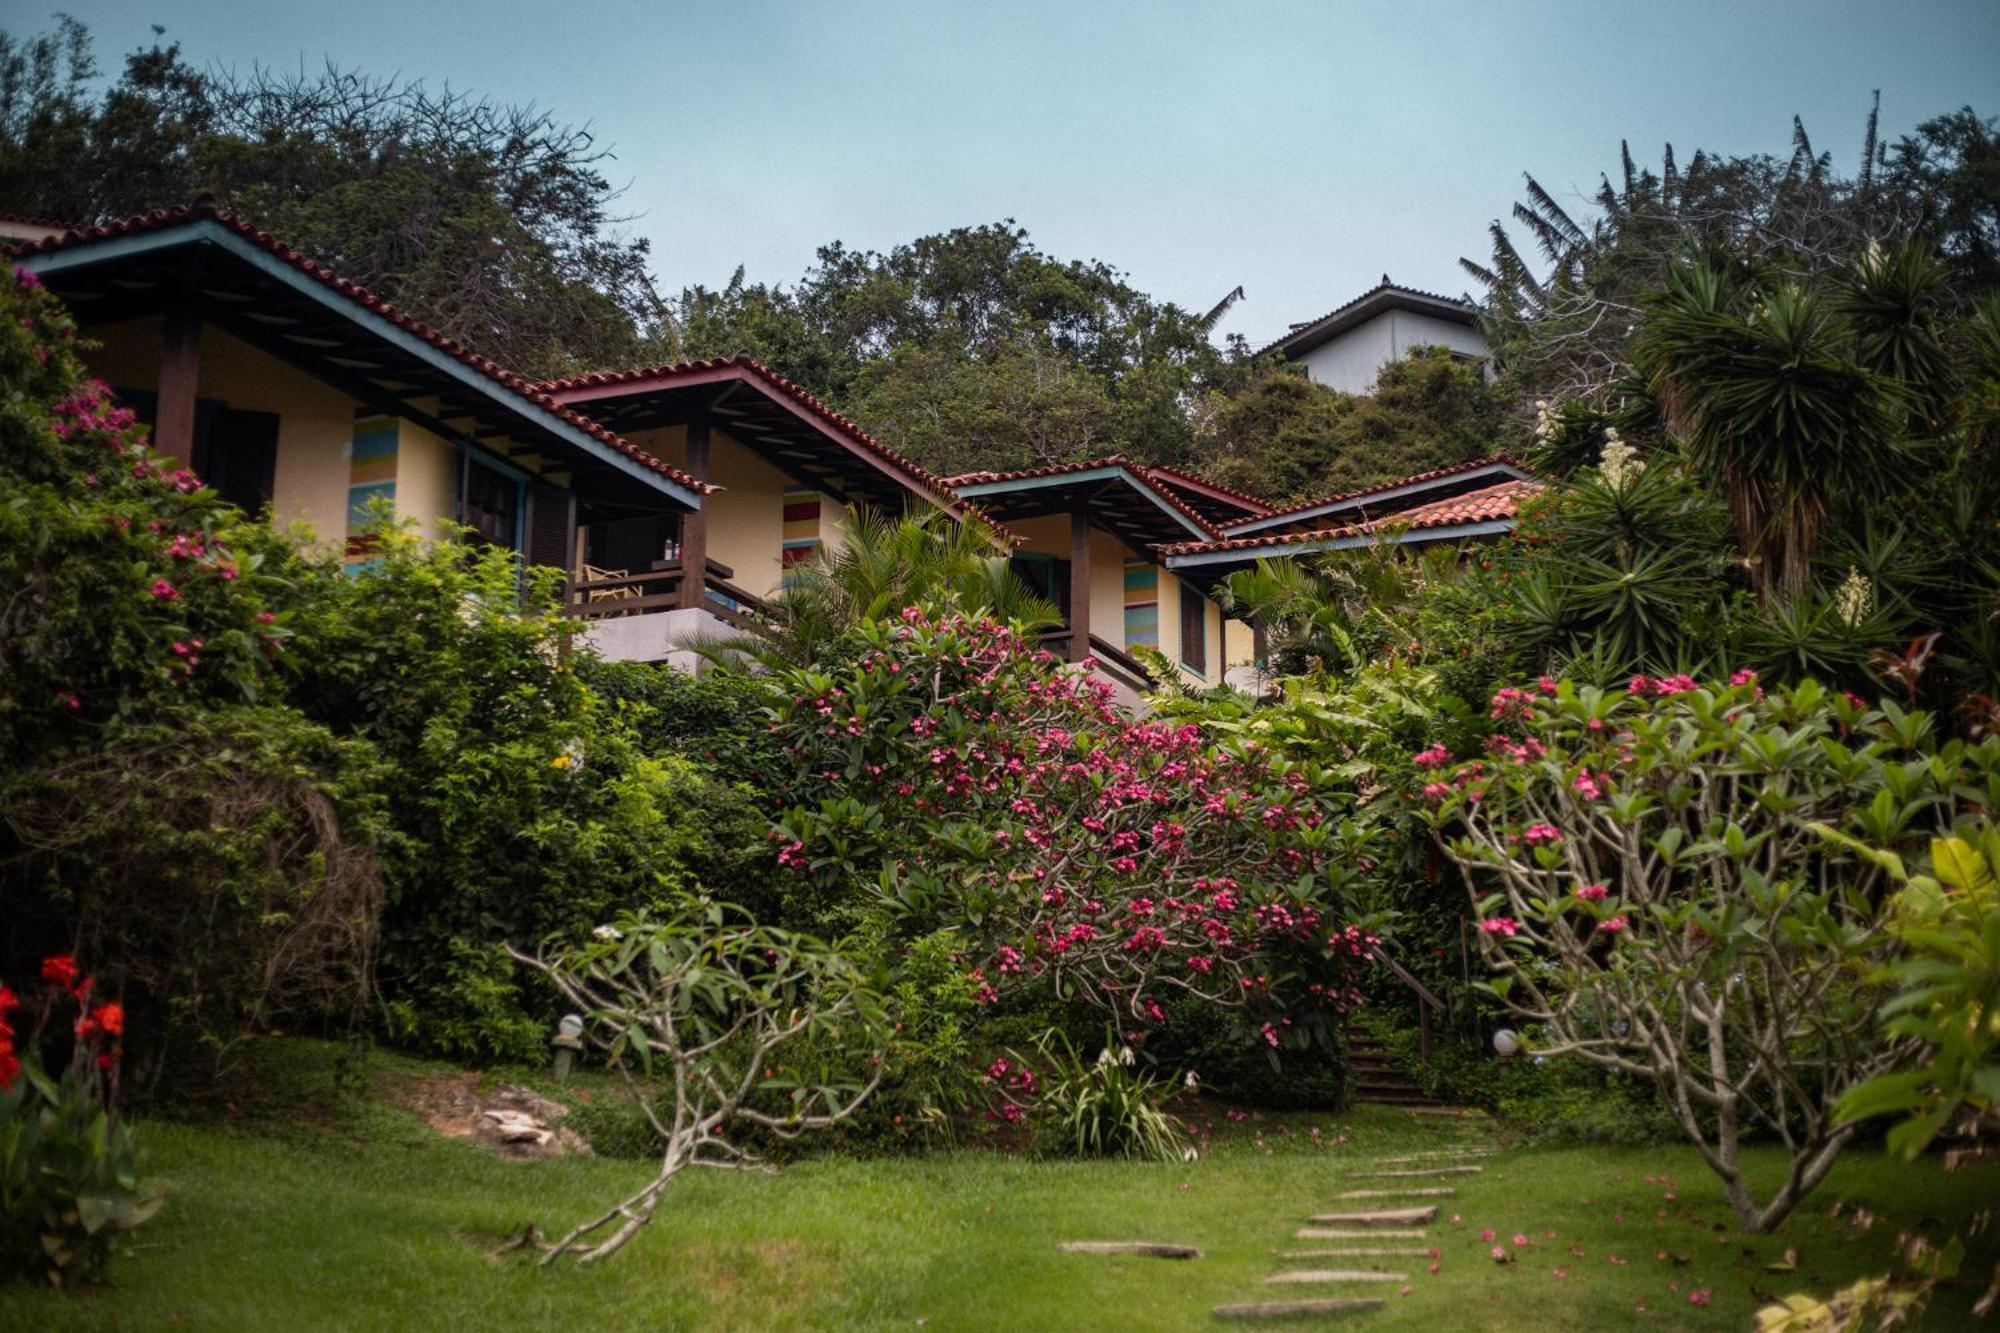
[1426,672,1998,1232]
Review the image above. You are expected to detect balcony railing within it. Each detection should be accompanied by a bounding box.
[1037,629,1155,695]
[565,557,773,632]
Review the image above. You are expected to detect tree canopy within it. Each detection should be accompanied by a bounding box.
[0,18,666,377]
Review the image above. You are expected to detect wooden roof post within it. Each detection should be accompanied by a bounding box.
[677,407,711,610]
[1068,496,1092,664]
[155,303,201,466]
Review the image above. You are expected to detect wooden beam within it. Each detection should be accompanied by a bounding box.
[155,304,201,465]
[677,409,711,610]
[1068,498,1092,664]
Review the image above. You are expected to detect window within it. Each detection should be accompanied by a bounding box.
[191,408,278,516]
[1180,587,1208,675]
[1009,553,1072,621]
[464,456,522,549]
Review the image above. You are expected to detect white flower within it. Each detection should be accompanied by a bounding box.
[1834,567,1873,627]
[1118,1045,1136,1067]
[592,924,623,942]
[1183,1070,1201,1091]
[1598,428,1643,488]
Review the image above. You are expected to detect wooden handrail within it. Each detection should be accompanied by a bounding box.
[566,561,772,626]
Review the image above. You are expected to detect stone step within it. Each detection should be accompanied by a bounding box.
[1056,1240,1199,1258]
[1406,1105,1492,1119]
[1304,1205,1438,1227]
[1296,1227,1429,1240]
[1267,1269,1407,1284]
[1377,1148,1496,1163]
[1214,1298,1385,1320]
[1353,1165,1482,1179]
[1332,1187,1456,1199]
[1282,1248,1436,1259]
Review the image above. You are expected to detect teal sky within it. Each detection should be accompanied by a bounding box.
[27,1,2000,348]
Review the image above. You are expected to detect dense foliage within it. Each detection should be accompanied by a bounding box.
[0,19,666,376]
[1468,103,2000,402]
[277,526,768,1063]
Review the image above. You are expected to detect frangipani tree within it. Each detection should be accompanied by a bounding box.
[1428,673,1997,1232]
[507,907,886,1265]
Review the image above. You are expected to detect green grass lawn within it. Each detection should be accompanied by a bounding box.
[2,1042,1993,1331]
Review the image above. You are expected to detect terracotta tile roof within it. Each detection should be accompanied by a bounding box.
[8,204,713,498]
[1158,477,1541,556]
[1136,463,1272,515]
[0,209,77,230]
[534,355,993,516]
[1257,277,1481,359]
[942,454,1223,538]
[1220,454,1527,533]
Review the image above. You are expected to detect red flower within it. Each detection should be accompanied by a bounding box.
[92,1002,124,1037]
[0,985,17,1013]
[41,954,80,991]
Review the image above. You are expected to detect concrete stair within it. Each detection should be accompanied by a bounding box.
[1345,1029,1438,1108]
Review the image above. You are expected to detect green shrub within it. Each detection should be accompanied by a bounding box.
[280,528,773,1060]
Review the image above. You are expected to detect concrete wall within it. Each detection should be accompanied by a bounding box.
[1295,310,1488,395]
[83,316,360,551]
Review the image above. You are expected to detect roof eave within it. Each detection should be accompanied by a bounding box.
[1163,517,1518,569]
[19,218,706,511]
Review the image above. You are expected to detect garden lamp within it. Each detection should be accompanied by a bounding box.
[551,1012,585,1082]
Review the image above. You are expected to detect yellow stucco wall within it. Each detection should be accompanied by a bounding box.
[392,419,461,542]
[625,424,793,600]
[82,317,358,550]
[1224,616,1256,672]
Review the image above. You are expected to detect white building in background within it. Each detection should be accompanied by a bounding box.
[1259,276,1488,395]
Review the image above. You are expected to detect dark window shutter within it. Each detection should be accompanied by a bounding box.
[524,482,574,570]
[1180,588,1207,674]
[195,408,278,515]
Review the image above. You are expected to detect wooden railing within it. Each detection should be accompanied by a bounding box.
[1367,946,1450,1068]
[1036,629,1156,694]
[565,558,773,631]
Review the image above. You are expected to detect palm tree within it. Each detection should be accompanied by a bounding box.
[708,508,1059,669]
[1636,254,1910,598]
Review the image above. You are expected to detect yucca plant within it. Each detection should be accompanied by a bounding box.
[1025,1030,1189,1163]
[1638,254,1913,598]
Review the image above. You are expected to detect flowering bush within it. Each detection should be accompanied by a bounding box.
[0,956,159,1286]
[2,265,384,1079]
[771,608,1381,1054]
[1430,672,1999,1231]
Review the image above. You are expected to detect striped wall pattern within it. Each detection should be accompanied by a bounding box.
[1123,557,1159,648]
[782,487,822,573]
[344,414,398,564]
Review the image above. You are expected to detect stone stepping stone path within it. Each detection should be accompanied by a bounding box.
[1306,1205,1438,1227]
[1214,1297,1385,1320]
[1376,1148,1494,1164]
[1211,1131,1502,1322]
[1267,1269,1408,1284]
[1057,1240,1199,1258]
[1352,1164,1483,1179]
